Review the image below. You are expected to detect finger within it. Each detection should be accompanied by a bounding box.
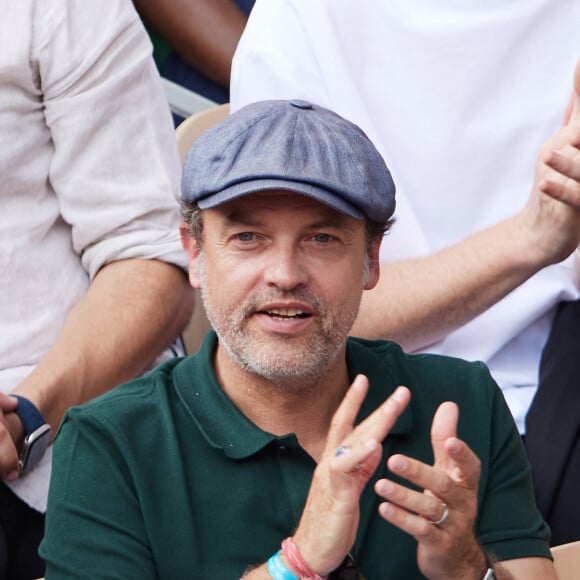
[377,500,441,541]
[543,143,580,183]
[430,402,458,469]
[0,393,18,413]
[375,477,446,524]
[353,385,410,444]
[331,438,382,480]
[539,175,580,207]
[0,425,20,481]
[387,449,479,511]
[326,374,369,451]
[328,384,410,457]
[443,437,481,490]
[566,60,580,126]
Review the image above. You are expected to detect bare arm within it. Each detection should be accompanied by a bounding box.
[352,214,545,350]
[134,0,248,88]
[1,259,193,477]
[499,557,557,579]
[353,63,580,351]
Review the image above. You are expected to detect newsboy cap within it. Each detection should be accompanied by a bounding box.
[181,99,396,222]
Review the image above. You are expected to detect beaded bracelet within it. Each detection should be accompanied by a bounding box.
[281,537,327,580]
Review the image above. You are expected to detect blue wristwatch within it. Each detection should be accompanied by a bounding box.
[11,395,52,476]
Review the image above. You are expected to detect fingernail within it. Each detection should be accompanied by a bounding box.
[378,480,394,495]
[390,456,407,472]
[7,470,19,482]
[394,386,411,402]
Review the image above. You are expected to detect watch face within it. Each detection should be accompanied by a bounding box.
[20,424,51,475]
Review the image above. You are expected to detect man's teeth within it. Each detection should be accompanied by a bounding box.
[267,308,305,318]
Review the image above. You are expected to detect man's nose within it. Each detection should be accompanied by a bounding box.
[263,246,309,290]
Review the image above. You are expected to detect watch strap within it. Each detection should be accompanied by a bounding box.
[11,395,47,435]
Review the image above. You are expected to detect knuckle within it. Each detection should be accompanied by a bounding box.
[437,476,453,498]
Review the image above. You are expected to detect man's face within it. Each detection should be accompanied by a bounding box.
[181,191,380,387]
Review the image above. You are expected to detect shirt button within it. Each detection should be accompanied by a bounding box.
[278,445,288,455]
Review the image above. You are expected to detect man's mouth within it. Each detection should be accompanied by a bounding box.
[264,308,310,320]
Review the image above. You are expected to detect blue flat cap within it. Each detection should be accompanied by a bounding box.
[181,99,396,222]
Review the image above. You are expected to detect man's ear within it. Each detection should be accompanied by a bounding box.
[363,240,381,290]
[179,221,202,289]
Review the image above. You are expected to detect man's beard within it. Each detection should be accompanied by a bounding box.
[197,254,362,390]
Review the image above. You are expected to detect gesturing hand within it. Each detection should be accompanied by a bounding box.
[0,392,21,481]
[292,376,411,577]
[375,401,485,580]
[519,59,580,267]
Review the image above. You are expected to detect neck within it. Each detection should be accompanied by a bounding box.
[214,344,350,461]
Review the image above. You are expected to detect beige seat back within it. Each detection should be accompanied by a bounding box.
[551,540,580,580]
[176,104,229,354]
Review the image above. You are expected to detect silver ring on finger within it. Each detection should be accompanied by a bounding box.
[430,503,449,526]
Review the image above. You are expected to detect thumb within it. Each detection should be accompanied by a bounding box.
[430,401,458,468]
[563,59,580,125]
[0,393,18,413]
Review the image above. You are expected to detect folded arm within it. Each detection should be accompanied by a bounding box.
[133,0,248,88]
[1,259,193,479]
[354,65,580,350]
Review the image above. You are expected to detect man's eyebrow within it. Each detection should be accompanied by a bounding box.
[307,215,356,230]
[221,209,263,227]
[221,206,357,230]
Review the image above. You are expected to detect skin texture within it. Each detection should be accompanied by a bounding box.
[180,190,557,579]
[352,61,580,352]
[0,259,193,481]
[133,0,247,88]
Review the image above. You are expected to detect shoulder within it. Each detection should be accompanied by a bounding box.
[348,336,496,396]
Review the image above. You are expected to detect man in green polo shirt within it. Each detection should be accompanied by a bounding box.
[41,100,566,579]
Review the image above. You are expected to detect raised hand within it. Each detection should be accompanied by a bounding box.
[291,377,411,576]
[518,59,580,266]
[375,401,485,580]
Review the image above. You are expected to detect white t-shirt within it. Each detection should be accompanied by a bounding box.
[231,0,580,432]
[0,0,187,511]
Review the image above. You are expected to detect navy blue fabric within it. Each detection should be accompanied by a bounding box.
[525,298,580,545]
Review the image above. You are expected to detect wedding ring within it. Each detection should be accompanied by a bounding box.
[430,503,449,526]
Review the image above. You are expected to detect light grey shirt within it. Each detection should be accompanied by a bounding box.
[0,0,187,511]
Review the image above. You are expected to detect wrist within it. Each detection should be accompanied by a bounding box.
[281,537,327,580]
[9,395,52,475]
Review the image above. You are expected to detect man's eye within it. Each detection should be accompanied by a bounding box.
[312,233,332,243]
[236,232,255,242]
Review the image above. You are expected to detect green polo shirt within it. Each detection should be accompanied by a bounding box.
[41,332,550,579]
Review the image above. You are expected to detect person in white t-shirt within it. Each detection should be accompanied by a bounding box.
[230,0,580,543]
[0,1,194,577]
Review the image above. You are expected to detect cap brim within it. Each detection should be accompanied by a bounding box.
[195,178,365,219]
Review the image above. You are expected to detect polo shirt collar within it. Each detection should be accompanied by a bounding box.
[174,331,413,460]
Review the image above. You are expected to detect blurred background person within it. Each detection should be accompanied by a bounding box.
[0,1,193,578]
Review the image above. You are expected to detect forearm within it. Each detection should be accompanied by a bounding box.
[134,0,247,88]
[352,213,552,351]
[13,259,194,432]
